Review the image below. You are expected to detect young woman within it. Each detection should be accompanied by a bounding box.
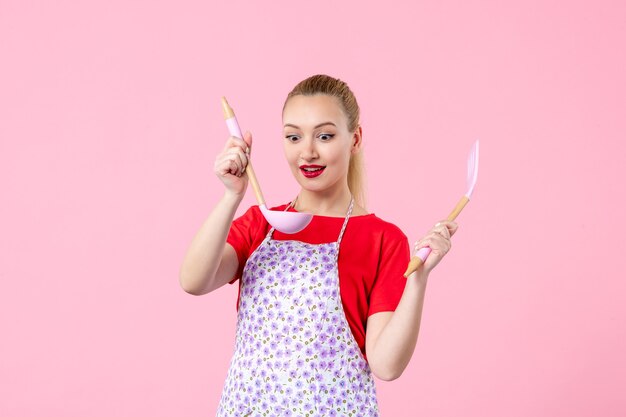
[179,74,458,417]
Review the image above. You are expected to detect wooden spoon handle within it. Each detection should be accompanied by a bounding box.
[221,96,266,207]
[245,162,265,206]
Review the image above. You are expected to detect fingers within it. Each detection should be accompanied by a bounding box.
[413,220,458,254]
[223,135,250,155]
[432,222,450,239]
[215,149,248,177]
[242,131,253,151]
[217,135,251,177]
[433,220,458,238]
[411,221,459,272]
[231,145,248,172]
[414,233,451,254]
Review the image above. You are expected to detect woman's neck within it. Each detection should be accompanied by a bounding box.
[293,187,355,217]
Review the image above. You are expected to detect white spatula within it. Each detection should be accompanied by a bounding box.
[404,140,480,277]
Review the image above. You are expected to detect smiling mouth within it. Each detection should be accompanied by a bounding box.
[300,166,326,178]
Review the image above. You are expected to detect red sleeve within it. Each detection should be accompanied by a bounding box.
[226,205,266,284]
[368,225,410,316]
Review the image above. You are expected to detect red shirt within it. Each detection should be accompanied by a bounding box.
[226,203,410,358]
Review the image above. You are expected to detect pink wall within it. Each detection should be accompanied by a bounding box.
[1,0,625,416]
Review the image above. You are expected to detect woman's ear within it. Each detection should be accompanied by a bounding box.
[351,125,363,154]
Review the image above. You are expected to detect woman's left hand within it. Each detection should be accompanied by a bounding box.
[414,220,459,274]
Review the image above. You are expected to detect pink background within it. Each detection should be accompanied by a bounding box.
[1,0,625,416]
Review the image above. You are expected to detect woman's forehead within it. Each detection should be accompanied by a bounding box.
[283,95,346,128]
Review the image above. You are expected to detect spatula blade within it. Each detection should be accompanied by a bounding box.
[465,140,479,199]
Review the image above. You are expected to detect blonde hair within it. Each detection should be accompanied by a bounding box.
[282,74,366,209]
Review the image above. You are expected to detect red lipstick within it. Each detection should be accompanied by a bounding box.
[299,164,325,178]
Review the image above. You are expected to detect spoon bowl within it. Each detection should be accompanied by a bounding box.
[259,204,312,234]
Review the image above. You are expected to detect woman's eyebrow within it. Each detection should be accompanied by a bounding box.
[283,122,336,129]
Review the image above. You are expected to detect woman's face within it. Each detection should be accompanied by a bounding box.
[282,94,359,195]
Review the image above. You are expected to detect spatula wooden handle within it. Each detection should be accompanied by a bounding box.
[403,195,470,278]
[446,195,469,222]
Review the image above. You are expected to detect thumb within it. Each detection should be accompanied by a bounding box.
[243,131,252,153]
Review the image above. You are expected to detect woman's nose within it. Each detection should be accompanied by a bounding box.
[299,137,319,161]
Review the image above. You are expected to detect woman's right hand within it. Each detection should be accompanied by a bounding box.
[213,131,252,197]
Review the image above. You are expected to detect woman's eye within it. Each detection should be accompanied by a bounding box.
[285,135,299,142]
[319,134,335,141]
